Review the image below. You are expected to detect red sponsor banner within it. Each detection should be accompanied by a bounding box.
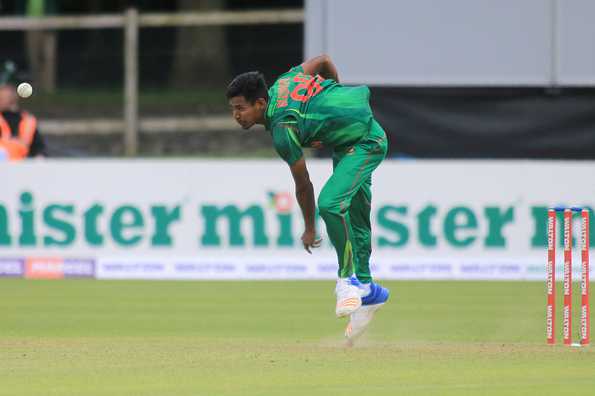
[563,209,572,345]
[25,257,65,279]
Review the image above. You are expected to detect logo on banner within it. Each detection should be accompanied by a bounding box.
[268,191,293,213]
[1,190,592,251]
[460,263,521,275]
[390,263,452,275]
[26,257,64,279]
[174,262,236,274]
[25,257,95,279]
[101,261,164,274]
[63,258,95,278]
[246,262,307,274]
[0,258,24,277]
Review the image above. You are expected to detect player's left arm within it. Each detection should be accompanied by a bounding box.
[300,54,339,82]
[289,157,321,253]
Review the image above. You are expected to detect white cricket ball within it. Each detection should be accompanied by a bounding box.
[17,82,33,98]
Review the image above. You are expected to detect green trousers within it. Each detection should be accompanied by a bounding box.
[317,119,388,283]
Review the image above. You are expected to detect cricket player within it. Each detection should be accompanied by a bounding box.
[226,55,389,343]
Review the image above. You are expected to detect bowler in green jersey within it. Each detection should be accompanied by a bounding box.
[227,55,390,344]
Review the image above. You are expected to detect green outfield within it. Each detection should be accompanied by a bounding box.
[0,279,593,395]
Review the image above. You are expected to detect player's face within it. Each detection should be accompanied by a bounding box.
[0,86,18,112]
[229,96,266,129]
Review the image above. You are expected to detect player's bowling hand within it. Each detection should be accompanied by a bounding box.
[301,229,322,254]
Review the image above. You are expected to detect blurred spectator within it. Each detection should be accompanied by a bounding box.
[0,84,47,161]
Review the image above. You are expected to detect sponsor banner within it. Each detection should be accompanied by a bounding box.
[96,256,595,281]
[24,257,95,279]
[25,257,64,279]
[0,257,24,277]
[63,258,95,278]
[97,257,318,280]
[1,159,595,281]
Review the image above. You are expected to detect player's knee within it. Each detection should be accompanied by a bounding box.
[317,195,340,218]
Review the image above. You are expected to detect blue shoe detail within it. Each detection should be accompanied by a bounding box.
[349,275,360,286]
[350,275,390,306]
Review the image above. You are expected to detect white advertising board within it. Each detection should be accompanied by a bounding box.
[1,160,594,280]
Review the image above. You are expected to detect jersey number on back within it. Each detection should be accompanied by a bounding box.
[290,74,324,103]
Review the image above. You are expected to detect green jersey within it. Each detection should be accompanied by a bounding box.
[265,65,373,165]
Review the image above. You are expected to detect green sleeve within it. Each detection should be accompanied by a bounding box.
[271,120,303,166]
[275,65,304,82]
[289,65,305,74]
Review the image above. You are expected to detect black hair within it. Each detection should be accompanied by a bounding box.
[226,71,269,103]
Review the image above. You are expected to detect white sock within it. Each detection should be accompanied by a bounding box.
[337,277,351,287]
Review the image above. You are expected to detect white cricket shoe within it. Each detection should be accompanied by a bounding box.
[345,303,385,346]
[344,276,390,346]
[335,278,363,317]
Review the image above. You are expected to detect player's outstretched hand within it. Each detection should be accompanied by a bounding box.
[301,230,322,254]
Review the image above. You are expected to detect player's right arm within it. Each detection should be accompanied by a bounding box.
[289,158,320,253]
[271,121,321,252]
[300,54,339,82]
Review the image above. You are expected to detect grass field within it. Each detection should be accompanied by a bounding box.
[1,279,594,396]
